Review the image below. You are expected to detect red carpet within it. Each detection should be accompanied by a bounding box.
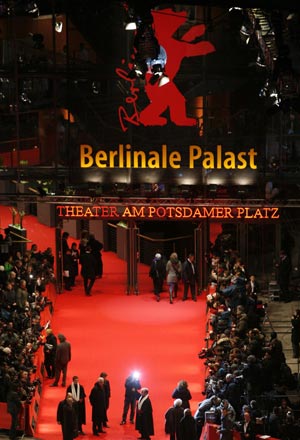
[0,206,207,440]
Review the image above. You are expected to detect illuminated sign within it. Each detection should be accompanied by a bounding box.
[80,144,258,170]
[116,8,215,131]
[56,205,279,220]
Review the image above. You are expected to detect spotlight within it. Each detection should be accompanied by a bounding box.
[132,371,140,380]
[125,21,137,30]
[55,21,63,33]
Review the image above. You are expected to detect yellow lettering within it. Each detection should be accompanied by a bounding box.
[237,207,245,218]
[189,145,202,168]
[131,206,145,217]
[162,144,167,168]
[84,207,94,217]
[122,207,133,217]
[175,207,183,217]
[95,150,107,168]
[65,206,75,216]
[169,151,181,169]
[202,151,214,169]
[76,206,84,216]
[271,207,279,219]
[133,151,146,168]
[80,144,93,168]
[193,208,205,218]
[148,207,156,217]
[237,151,247,169]
[148,151,160,168]
[245,208,254,218]
[217,144,222,169]
[109,149,118,167]
[253,208,263,219]
[224,207,234,218]
[223,151,236,169]
[249,148,258,169]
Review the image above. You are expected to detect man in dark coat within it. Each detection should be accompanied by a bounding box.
[43,328,57,379]
[149,253,166,301]
[80,245,97,296]
[100,372,111,428]
[7,383,22,440]
[87,234,103,278]
[182,253,198,301]
[67,376,86,435]
[51,333,71,387]
[179,408,197,440]
[63,248,74,291]
[135,388,154,440]
[89,377,107,435]
[165,398,184,440]
[120,372,141,424]
[57,392,78,440]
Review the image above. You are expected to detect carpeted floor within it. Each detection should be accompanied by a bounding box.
[35,259,207,440]
[0,205,208,440]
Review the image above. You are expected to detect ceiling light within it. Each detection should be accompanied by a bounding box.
[55,21,63,33]
[125,21,137,30]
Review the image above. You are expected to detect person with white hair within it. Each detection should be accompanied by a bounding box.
[89,376,107,435]
[136,387,154,440]
[165,398,184,440]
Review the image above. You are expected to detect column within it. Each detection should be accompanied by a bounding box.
[127,221,139,295]
[194,220,210,292]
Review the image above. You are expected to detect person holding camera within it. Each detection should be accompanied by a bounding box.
[120,372,141,425]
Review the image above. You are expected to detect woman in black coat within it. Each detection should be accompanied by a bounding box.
[171,380,192,409]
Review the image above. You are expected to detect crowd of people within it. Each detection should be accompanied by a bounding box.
[0,234,55,439]
[194,247,300,440]
[1,221,300,440]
